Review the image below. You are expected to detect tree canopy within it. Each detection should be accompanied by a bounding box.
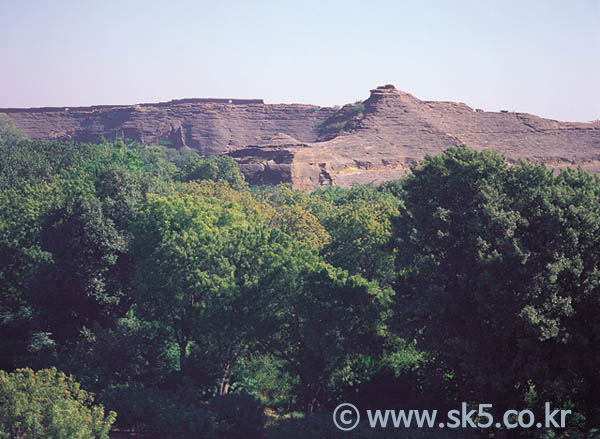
[0,138,597,438]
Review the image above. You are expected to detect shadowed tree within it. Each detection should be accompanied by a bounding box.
[391,146,600,436]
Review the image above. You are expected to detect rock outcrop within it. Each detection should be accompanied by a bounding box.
[3,86,599,190]
[2,98,335,155]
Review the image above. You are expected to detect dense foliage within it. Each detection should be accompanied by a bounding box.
[0,367,115,439]
[0,122,598,438]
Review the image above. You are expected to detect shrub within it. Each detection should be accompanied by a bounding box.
[324,121,349,133]
[100,384,217,439]
[233,355,298,411]
[0,367,116,439]
[0,113,26,145]
[101,386,265,439]
[208,392,265,439]
[351,102,365,117]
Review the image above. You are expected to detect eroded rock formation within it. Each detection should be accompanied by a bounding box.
[3,86,599,190]
[2,98,334,155]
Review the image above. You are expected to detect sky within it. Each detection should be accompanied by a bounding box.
[1,0,599,122]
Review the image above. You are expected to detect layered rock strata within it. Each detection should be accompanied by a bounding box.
[4,86,599,190]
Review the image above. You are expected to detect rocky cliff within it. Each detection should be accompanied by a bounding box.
[3,86,599,190]
[2,98,335,155]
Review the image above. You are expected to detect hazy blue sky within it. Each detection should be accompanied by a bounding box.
[1,0,599,121]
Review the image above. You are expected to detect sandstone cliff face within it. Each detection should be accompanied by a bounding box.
[286,85,600,189]
[2,98,335,155]
[3,87,599,191]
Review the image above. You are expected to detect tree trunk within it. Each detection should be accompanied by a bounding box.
[218,361,231,395]
[304,398,316,418]
[178,340,187,376]
[303,381,323,418]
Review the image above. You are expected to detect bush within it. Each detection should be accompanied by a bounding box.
[100,384,217,439]
[0,367,116,439]
[0,113,26,145]
[208,392,265,439]
[233,355,298,412]
[101,386,264,439]
[351,102,365,117]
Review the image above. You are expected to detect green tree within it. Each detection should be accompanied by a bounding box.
[273,264,390,416]
[130,193,297,394]
[33,184,128,343]
[318,198,398,287]
[130,194,238,377]
[0,113,26,145]
[178,155,246,189]
[0,184,52,369]
[391,147,600,435]
[233,354,298,411]
[507,165,600,431]
[0,367,116,439]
